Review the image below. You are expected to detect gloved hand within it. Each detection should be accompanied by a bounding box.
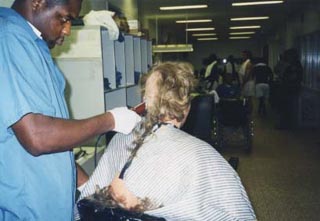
[108,107,141,134]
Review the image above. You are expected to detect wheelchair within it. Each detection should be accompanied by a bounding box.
[77,198,165,221]
[216,98,253,153]
[181,93,218,147]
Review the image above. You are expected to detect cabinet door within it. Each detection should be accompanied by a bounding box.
[133,37,142,84]
[56,58,105,119]
[147,40,153,69]
[141,39,148,74]
[125,35,135,86]
[105,88,127,110]
[101,28,117,90]
[52,26,105,119]
[127,85,142,108]
[115,40,126,87]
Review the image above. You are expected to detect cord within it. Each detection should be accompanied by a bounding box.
[74,146,87,160]
[94,134,105,168]
[94,131,117,168]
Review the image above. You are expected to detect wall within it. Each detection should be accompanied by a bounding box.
[80,0,108,16]
[266,0,320,128]
[108,0,138,20]
[267,1,320,67]
[0,0,13,7]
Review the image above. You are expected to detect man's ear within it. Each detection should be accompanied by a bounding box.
[32,0,46,11]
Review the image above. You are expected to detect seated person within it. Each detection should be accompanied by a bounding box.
[77,62,256,220]
[216,72,241,99]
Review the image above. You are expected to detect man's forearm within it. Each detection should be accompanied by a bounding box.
[12,112,115,156]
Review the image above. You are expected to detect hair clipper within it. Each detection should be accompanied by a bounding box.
[132,102,146,115]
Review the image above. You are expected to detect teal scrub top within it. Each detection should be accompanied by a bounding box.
[0,8,76,221]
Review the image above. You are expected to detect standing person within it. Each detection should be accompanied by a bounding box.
[0,1,141,221]
[252,58,273,116]
[225,55,240,86]
[238,50,254,110]
[276,48,303,129]
[204,53,220,91]
[238,51,250,86]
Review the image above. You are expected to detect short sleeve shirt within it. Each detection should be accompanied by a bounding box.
[0,8,75,221]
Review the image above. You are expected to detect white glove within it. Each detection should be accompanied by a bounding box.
[108,107,141,134]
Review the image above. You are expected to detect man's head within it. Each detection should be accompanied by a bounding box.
[13,0,82,49]
[223,73,234,85]
[141,62,197,127]
[242,50,252,61]
[208,53,217,63]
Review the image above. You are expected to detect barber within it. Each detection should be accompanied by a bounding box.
[0,0,141,220]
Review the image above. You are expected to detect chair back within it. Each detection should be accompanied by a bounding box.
[182,94,216,143]
[218,98,248,126]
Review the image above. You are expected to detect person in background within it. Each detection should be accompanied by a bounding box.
[276,48,303,129]
[77,62,256,221]
[224,55,240,86]
[199,57,209,80]
[204,53,220,90]
[0,1,141,220]
[238,50,253,87]
[216,72,241,99]
[252,58,273,116]
[238,50,255,110]
[113,12,130,34]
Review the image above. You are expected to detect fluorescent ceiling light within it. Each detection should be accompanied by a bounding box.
[176,19,212,23]
[160,5,208,10]
[229,36,251,39]
[198,38,218,41]
[230,25,261,29]
[153,44,193,53]
[186,27,215,31]
[192,33,217,36]
[232,1,284,6]
[231,16,269,21]
[230,31,255,35]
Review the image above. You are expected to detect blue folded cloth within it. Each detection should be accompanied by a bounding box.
[104,78,111,90]
[116,71,122,88]
[134,71,140,84]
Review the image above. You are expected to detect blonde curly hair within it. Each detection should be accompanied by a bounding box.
[131,61,198,157]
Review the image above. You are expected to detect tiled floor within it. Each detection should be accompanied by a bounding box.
[220,107,320,221]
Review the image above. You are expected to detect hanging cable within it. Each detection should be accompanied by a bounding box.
[94,133,105,168]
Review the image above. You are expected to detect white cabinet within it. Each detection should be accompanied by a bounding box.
[141,39,148,74]
[51,26,105,119]
[51,26,152,118]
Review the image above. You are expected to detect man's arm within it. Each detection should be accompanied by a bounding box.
[12,107,141,156]
[12,112,114,156]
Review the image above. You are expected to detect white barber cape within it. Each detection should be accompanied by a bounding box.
[78,124,256,221]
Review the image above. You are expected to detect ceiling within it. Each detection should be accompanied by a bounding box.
[137,0,312,44]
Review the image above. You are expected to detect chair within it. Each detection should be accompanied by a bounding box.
[217,98,253,152]
[77,198,165,221]
[181,94,218,147]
